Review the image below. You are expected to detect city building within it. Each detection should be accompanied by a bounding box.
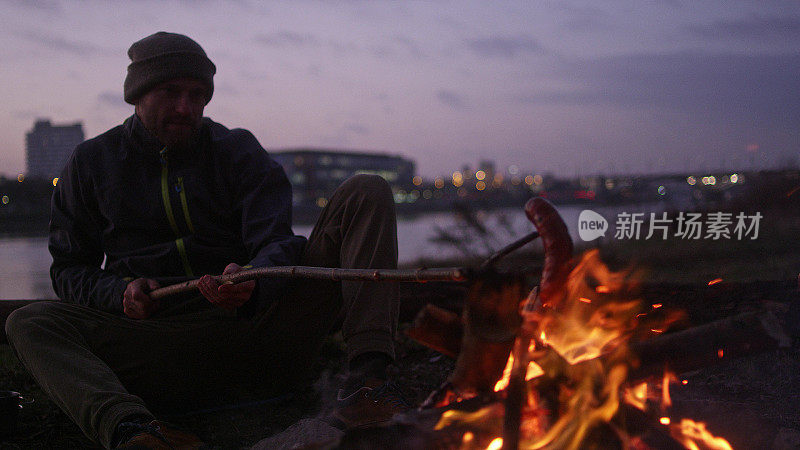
[271,148,416,208]
[25,119,84,180]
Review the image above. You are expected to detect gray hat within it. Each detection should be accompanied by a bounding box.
[124,31,216,105]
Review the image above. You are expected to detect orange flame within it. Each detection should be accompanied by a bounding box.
[662,370,678,408]
[537,250,641,364]
[623,382,648,411]
[493,343,544,392]
[708,278,723,286]
[435,249,734,449]
[670,419,733,450]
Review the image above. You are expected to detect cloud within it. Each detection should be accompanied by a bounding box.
[97,92,127,108]
[437,90,467,109]
[344,123,369,136]
[520,52,800,125]
[392,35,425,59]
[467,35,542,58]
[17,30,112,56]
[6,0,61,11]
[254,31,319,47]
[686,15,800,42]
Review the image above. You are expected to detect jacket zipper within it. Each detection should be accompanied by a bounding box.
[176,177,195,234]
[159,147,194,277]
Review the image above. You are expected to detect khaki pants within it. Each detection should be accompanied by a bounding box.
[5,174,398,448]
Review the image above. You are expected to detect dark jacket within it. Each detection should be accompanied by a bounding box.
[49,114,307,314]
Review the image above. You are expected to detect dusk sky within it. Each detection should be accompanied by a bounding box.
[1,0,797,179]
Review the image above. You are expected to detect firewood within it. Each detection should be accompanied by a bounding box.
[448,276,526,397]
[628,310,791,381]
[404,304,463,358]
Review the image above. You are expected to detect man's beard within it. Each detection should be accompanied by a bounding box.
[156,121,201,151]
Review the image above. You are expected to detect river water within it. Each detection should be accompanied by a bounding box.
[0,204,659,300]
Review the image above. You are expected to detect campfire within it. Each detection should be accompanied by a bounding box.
[248,197,793,450]
[398,198,790,450]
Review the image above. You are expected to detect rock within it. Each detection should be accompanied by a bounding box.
[251,418,342,450]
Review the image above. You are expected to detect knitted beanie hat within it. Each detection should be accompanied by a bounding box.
[124,31,216,105]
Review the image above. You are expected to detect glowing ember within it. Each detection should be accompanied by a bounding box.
[660,417,671,425]
[652,303,663,309]
[708,278,724,286]
[718,349,724,358]
[486,437,503,450]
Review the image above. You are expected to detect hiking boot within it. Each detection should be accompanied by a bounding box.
[115,420,204,449]
[331,379,410,429]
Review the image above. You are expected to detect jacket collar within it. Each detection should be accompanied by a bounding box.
[123,114,207,159]
[124,114,165,157]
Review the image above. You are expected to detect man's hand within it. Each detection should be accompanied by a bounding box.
[197,263,255,311]
[123,278,161,319]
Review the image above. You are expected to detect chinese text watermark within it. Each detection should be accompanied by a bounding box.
[578,210,762,242]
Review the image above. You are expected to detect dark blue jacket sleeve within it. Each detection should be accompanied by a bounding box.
[49,150,128,313]
[225,130,307,316]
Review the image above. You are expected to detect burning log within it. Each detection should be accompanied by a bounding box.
[628,310,791,381]
[405,304,463,358]
[423,275,527,408]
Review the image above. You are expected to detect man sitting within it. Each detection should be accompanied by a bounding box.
[6,31,405,448]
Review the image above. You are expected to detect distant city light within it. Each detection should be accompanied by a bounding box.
[730,173,739,183]
[422,189,432,199]
[687,176,696,185]
[1,195,9,205]
[475,170,486,181]
[316,197,328,208]
[52,178,59,186]
[533,174,543,185]
[605,179,615,190]
[701,176,716,186]
[508,165,519,175]
[657,185,666,196]
[452,171,464,187]
[434,177,445,189]
[17,174,24,183]
[511,176,521,185]
[492,174,503,187]
[412,176,422,186]
[524,175,534,186]
[476,181,486,191]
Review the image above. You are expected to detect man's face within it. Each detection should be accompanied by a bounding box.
[135,77,209,149]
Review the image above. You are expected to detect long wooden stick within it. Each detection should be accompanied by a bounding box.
[480,231,540,270]
[150,230,541,301]
[149,266,471,300]
[502,288,538,450]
